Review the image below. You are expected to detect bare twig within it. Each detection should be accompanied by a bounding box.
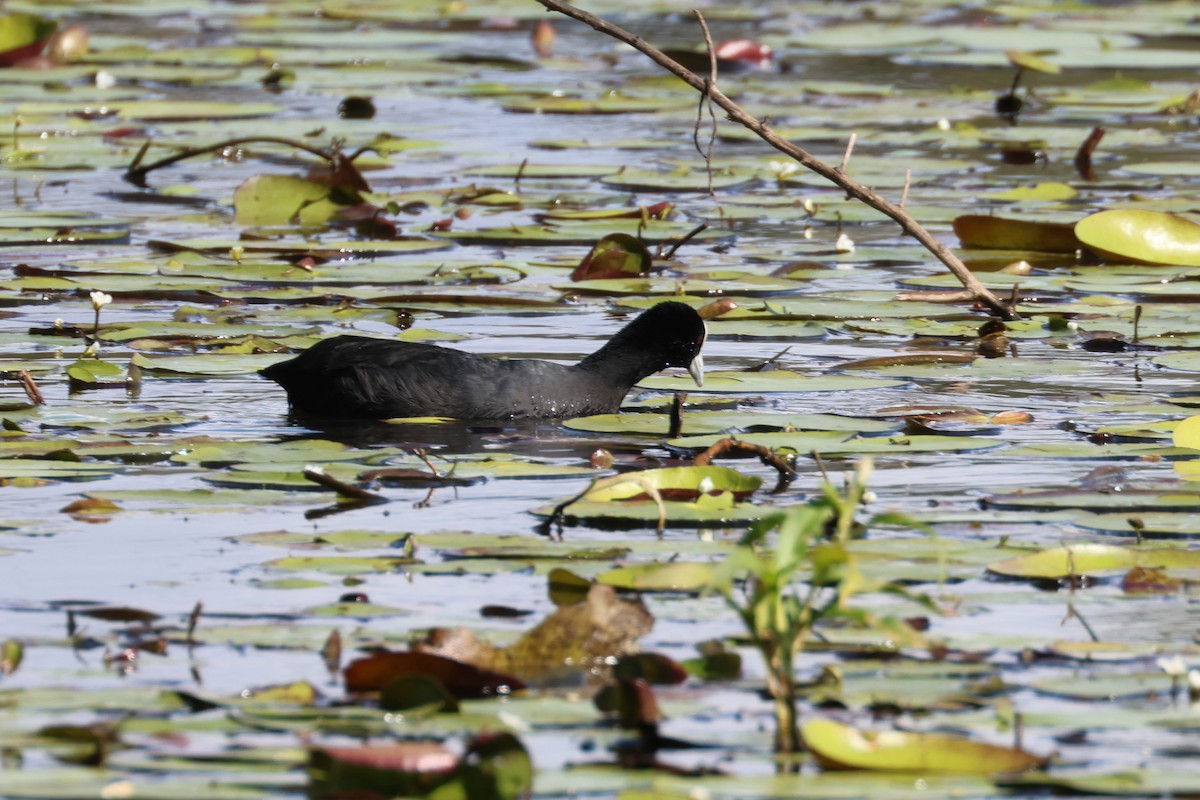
[17,369,43,405]
[693,438,796,493]
[411,448,441,478]
[692,11,718,196]
[837,133,857,173]
[533,1,1019,321]
[302,465,387,503]
[899,168,912,208]
[893,289,976,304]
[124,136,343,188]
[660,222,709,259]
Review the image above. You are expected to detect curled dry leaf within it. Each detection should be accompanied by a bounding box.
[415,583,653,681]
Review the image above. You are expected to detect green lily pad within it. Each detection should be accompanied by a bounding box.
[639,370,906,394]
[302,602,410,618]
[596,561,716,592]
[668,431,1005,455]
[1077,513,1200,537]
[531,497,769,528]
[262,556,418,575]
[987,542,1200,578]
[984,490,1200,512]
[1075,210,1200,266]
[232,174,346,227]
[563,411,899,436]
[802,717,1045,774]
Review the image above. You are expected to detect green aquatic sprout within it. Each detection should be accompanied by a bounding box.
[711,457,934,756]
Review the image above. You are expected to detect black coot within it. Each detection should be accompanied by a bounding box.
[260,302,706,420]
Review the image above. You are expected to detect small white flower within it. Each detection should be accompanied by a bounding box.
[230,246,245,263]
[835,233,856,253]
[936,118,951,131]
[1188,670,1200,701]
[802,197,817,215]
[697,476,715,494]
[94,70,116,90]
[1158,655,1187,678]
[769,160,798,180]
[89,291,112,310]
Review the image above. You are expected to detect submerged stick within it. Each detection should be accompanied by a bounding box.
[533,0,1019,321]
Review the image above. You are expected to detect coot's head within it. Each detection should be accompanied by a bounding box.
[623,301,707,385]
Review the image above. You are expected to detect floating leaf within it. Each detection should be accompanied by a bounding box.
[570,233,651,281]
[263,556,417,575]
[1077,513,1200,537]
[596,562,716,593]
[65,358,126,387]
[668,431,1005,455]
[0,14,57,66]
[1175,415,1200,449]
[415,585,652,682]
[580,466,761,503]
[987,542,1200,578]
[233,174,346,227]
[985,182,1076,202]
[953,215,1080,252]
[1005,50,1061,74]
[639,370,905,394]
[532,497,769,527]
[309,734,530,800]
[803,717,1045,773]
[344,651,524,698]
[1075,210,1200,266]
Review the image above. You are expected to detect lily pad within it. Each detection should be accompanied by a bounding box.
[639,370,906,394]
[1075,210,1200,266]
[987,542,1200,578]
[803,717,1045,774]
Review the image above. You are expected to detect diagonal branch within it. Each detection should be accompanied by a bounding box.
[533,0,1019,321]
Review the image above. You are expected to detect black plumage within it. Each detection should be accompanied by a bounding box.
[260,302,706,420]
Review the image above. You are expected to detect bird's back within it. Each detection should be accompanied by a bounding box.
[261,335,622,419]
